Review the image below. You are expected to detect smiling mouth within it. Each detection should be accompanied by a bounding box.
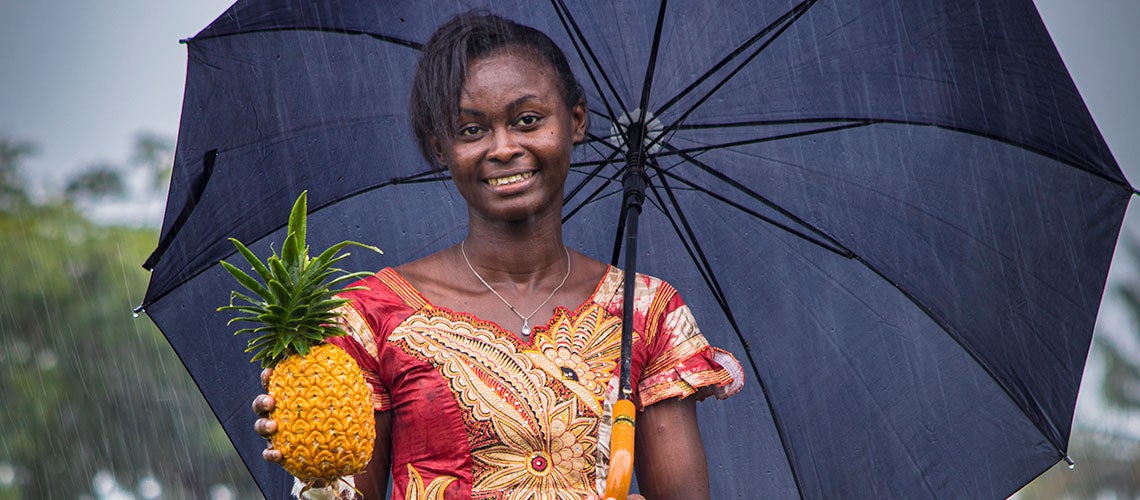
[486,172,534,187]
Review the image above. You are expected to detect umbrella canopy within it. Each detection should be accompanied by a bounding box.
[141,0,1134,497]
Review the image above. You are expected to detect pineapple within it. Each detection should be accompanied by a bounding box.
[218,191,380,488]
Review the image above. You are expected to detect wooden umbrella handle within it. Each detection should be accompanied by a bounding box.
[602,399,637,500]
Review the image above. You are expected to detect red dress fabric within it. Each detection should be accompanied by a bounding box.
[328,266,743,500]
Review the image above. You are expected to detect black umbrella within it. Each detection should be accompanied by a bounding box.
[141,0,1135,497]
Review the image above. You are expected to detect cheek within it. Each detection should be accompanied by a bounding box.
[445,144,479,168]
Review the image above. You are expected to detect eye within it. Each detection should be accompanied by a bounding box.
[458,125,483,137]
[516,115,541,127]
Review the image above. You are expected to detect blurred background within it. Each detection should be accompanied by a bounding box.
[0,1,1136,498]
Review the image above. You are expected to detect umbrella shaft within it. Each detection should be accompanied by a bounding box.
[618,148,649,398]
[619,204,639,398]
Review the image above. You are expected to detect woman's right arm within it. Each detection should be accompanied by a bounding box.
[354,410,392,499]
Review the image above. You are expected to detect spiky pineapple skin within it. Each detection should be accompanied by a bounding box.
[269,343,376,482]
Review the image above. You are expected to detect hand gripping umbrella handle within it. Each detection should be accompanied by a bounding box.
[602,398,636,500]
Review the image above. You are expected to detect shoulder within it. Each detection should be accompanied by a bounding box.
[339,267,415,307]
[391,247,476,305]
[601,269,680,311]
[336,267,428,338]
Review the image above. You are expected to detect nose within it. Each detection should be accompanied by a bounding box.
[487,129,524,163]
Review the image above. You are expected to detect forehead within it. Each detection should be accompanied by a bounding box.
[460,48,562,105]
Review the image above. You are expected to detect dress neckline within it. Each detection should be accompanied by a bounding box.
[379,265,623,344]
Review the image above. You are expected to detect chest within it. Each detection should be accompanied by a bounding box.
[376,302,646,497]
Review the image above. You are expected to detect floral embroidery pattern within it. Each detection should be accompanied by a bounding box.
[475,398,595,500]
[405,464,457,500]
[390,301,623,499]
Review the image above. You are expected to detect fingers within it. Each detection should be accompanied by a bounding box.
[261,447,283,463]
[252,394,276,415]
[256,416,281,463]
[254,417,278,437]
[254,372,281,464]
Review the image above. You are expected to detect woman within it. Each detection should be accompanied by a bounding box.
[254,13,742,500]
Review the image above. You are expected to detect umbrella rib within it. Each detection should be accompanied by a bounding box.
[647,1,816,154]
[641,208,707,302]
[137,164,445,310]
[850,254,1070,457]
[647,174,808,499]
[646,177,728,310]
[656,169,852,259]
[575,127,625,155]
[652,0,817,119]
[661,143,855,257]
[387,168,451,185]
[662,121,877,158]
[550,0,629,120]
[635,0,670,125]
[190,27,423,51]
[563,159,623,224]
[673,117,866,130]
[675,116,1135,193]
[565,143,621,205]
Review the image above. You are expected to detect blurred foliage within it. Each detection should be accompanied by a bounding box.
[0,138,36,212]
[130,132,175,192]
[0,137,259,498]
[65,163,126,202]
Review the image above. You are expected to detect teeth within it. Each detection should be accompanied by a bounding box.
[487,172,533,186]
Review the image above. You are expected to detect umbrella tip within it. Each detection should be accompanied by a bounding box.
[132,304,145,317]
[1064,455,1075,470]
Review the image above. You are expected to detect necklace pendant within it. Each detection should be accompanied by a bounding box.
[521,320,532,337]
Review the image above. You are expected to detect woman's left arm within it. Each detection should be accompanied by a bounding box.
[633,396,710,500]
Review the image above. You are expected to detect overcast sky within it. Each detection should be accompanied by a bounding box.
[0,0,231,188]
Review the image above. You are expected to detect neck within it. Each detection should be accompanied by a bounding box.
[460,210,567,288]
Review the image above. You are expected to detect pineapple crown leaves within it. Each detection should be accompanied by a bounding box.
[216,191,381,368]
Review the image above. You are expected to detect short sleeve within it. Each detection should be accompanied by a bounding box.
[327,302,392,412]
[636,283,744,408]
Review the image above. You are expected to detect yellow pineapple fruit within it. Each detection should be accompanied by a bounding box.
[218,191,380,487]
[269,343,375,481]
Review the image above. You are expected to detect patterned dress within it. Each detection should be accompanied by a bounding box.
[328,266,743,500]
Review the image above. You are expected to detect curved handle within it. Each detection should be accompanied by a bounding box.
[602,399,636,500]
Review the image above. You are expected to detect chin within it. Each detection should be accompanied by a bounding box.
[479,198,561,224]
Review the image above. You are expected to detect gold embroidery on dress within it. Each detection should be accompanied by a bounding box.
[390,301,626,499]
[334,304,377,359]
[405,463,457,500]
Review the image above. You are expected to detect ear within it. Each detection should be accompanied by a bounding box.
[429,137,448,167]
[571,97,587,144]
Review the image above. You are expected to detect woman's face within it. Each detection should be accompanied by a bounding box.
[437,48,586,224]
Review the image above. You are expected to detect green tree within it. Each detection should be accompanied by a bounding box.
[64,162,126,201]
[131,132,174,192]
[0,138,35,211]
[0,137,259,498]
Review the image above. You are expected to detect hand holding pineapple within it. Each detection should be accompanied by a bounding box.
[253,368,284,463]
[218,191,381,493]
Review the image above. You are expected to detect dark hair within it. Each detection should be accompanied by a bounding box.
[409,12,585,170]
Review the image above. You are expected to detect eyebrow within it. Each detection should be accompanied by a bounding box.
[458,94,540,118]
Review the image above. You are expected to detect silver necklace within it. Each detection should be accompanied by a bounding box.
[460,240,571,337]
